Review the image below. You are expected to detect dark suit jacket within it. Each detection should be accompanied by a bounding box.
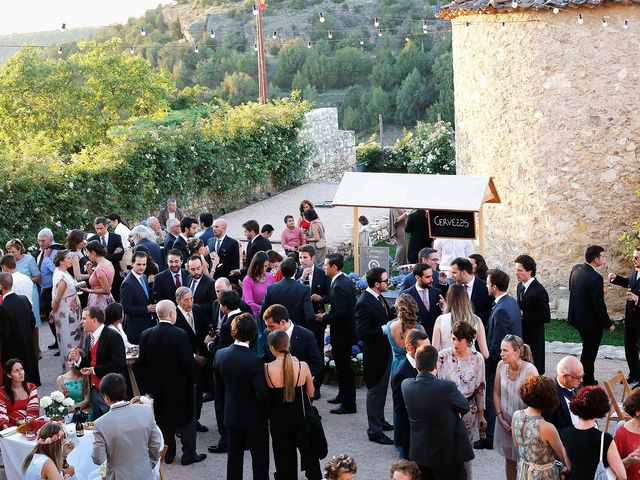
[518,278,551,329]
[157,207,184,229]
[486,295,523,370]
[87,233,124,273]
[391,357,418,458]
[199,227,214,246]
[402,372,473,467]
[0,293,40,386]
[212,300,252,329]
[355,290,393,387]
[139,322,196,428]
[137,238,163,271]
[322,274,357,348]
[214,344,267,431]
[542,379,575,433]
[470,277,494,327]
[262,324,323,378]
[207,236,240,280]
[611,268,640,323]
[568,263,612,333]
[209,311,243,357]
[79,325,127,382]
[120,272,155,344]
[172,236,190,266]
[404,210,432,263]
[189,274,216,316]
[400,271,449,297]
[246,235,272,272]
[401,285,442,338]
[152,269,192,303]
[163,233,177,255]
[296,265,330,313]
[176,305,211,357]
[259,277,315,327]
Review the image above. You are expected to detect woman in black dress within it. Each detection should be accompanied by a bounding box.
[265,330,321,480]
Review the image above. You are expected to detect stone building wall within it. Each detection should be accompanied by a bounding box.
[451,6,640,316]
[300,108,356,182]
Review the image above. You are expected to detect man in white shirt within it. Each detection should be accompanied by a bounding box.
[543,356,583,431]
[433,238,473,271]
[107,213,131,249]
[0,254,34,303]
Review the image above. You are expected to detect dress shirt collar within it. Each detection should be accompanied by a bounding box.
[464,276,475,298]
[215,235,226,244]
[522,277,535,291]
[415,282,428,293]
[234,340,250,348]
[285,321,294,339]
[407,354,417,370]
[178,306,191,320]
[228,308,241,317]
[179,233,189,242]
[365,287,380,299]
[92,324,105,342]
[110,400,129,409]
[494,292,508,304]
[330,272,344,284]
[132,271,145,282]
[3,290,14,298]
[158,320,173,324]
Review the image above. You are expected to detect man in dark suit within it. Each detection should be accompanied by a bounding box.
[568,245,614,386]
[198,213,214,245]
[0,274,40,386]
[355,267,395,445]
[212,277,252,331]
[260,258,315,327]
[296,245,330,397]
[163,218,181,254]
[450,257,493,327]
[187,256,215,316]
[131,225,163,270]
[317,253,357,414]
[401,263,443,338]
[120,251,156,345]
[391,329,429,459]
[153,249,192,303]
[402,345,473,480]
[242,219,272,275]
[480,269,523,450]
[175,286,211,433]
[405,209,432,264]
[139,300,206,465]
[214,313,269,480]
[69,305,126,420]
[173,217,197,264]
[207,219,240,280]
[515,254,551,375]
[609,246,640,383]
[400,247,449,295]
[157,197,184,228]
[88,217,124,301]
[542,356,583,432]
[262,304,323,379]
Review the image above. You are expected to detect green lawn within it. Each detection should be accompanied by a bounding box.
[545,319,624,346]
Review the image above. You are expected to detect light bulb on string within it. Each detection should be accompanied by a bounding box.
[511,0,517,8]
[307,41,312,48]
[465,21,469,27]
[405,36,410,42]
[60,23,66,31]
[209,30,215,39]
[319,12,325,22]
[374,17,379,27]
[194,44,199,53]
[624,19,629,29]
[359,39,364,46]
[272,31,278,39]
[552,7,559,14]
[57,46,63,55]
[327,30,333,39]
[254,42,258,51]
[140,27,146,36]
[252,4,258,15]
[422,20,428,31]
[501,21,505,27]
[602,17,608,27]
[129,46,135,55]
[578,13,584,24]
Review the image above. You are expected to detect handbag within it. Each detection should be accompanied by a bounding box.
[297,385,328,459]
[594,430,617,480]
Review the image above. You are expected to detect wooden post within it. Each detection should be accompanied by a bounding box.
[478,204,486,256]
[353,207,360,275]
[256,9,268,105]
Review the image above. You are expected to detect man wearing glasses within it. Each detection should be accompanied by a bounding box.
[608,246,640,384]
[543,356,584,431]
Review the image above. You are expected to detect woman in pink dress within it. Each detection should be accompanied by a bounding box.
[242,251,274,317]
[79,240,114,308]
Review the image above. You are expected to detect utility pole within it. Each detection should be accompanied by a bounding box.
[256,0,268,105]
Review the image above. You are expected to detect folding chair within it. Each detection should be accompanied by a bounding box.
[603,371,631,432]
[159,445,168,480]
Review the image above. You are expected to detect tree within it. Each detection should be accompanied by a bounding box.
[301,50,330,92]
[425,50,454,124]
[274,39,308,89]
[368,49,396,91]
[219,72,258,105]
[395,68,427,125]
[367,86,395,128]
[291,70,312,92]
[396,41,430,79]
[330,47,372,89]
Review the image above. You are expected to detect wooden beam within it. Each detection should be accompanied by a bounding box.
[353,207,359,275]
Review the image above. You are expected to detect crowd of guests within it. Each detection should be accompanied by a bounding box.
[0,196,638,479]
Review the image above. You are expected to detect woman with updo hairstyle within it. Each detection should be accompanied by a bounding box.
[265,330,320,480]
[387,293,425,375]
[561,386,626,479]
[79,240,115,308]
[511,376,567,480]
[22,421,76,480]
[323,454,357,480]
[494,335,538,480]
[615,388,640,480]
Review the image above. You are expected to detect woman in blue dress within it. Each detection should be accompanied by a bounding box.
[386,293,424,375]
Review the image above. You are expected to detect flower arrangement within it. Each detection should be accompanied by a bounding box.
[324,337,364,377]
[346,272,404,294]
[40,391,75,419]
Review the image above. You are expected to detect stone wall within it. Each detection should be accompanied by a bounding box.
[300,108,356,182]
[451,6,640,316]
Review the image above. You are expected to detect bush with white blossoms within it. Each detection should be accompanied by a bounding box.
[40,391,75,419]
[406,120,455,175]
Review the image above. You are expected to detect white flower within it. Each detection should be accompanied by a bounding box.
[40,396,52,408]
[58,406,65,412]
[357,353,363,361]
[324,357,330,363]
[329,360,336,368]
[62,397,75,407]
[50,391,64,403]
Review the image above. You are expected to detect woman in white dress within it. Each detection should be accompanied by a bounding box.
[432,284,489,358]
[22,421,76,480]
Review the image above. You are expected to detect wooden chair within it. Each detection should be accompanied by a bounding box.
[159,445,168,480]
[603,371,631,432]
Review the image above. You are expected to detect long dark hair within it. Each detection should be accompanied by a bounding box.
[3,359,28,404]
[268,330,295,402]
[469,253,488,280]
[248,251,269,281]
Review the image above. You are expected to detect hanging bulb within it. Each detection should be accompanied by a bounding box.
[60,23,66,31]
[511,0,517,7]
[578,13,584,24]
[552,7,559,14]
[422,20,428,31]
[307,41,312,48]
[501,21,505,27]
[374,17,379,27]
[465,21,469,27]
[252,4,258,15]
[405,36,410,42]
[319,12,325,22]
[602,17,608,27]
[359,39,364,46]
[194,44,199,53]
[377,29,383,37]
[624,19,629,29]
[140,27,146,36]
[129,46,135,55]
[209,30,215,38]
[272,31,277,39]
[57,46,63,55]
[254,42,258,51]
[327,30,333,39]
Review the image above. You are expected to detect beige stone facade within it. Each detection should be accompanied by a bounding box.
[451,6,640,316]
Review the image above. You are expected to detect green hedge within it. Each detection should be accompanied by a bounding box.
[0,96,313,245]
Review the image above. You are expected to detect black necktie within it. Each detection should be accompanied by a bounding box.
[378,295,389,317]
[560,387,575,401]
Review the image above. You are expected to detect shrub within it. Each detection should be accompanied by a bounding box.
[619,189,640,258]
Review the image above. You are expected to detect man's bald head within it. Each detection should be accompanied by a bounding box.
[156,300,177,323]
[215,277,231,296]
[557,355,584,389]
[213,219,228,239]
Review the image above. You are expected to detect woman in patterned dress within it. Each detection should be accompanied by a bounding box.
[437,321,486,479]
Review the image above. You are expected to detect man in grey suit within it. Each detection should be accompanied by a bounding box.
[402,345,473,480]
[92,373,162,480]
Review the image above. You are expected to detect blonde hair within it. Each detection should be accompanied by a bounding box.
[268,330,296,403]
[445,284,481,331]
[502,335,533,363]
[395,293,419,337]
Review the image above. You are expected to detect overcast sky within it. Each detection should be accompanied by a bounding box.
[0,1,175,35]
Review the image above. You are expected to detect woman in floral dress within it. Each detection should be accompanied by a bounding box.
[50,251,82,370]
[437,321,486,479]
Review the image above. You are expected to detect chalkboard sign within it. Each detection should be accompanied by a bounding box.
[428,210,477,239]
[359,246,390,274]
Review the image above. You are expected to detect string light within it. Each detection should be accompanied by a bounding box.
[319,12,325,23]
[194,44,199,53]
[209,30,215,39]
[272,31,277,39]
[374,17,380,27]
[140,27,146,36]
[252,4,258,15]
[552,7,559,14]
[405,36,410,42]
[327,30,333,39]
[60,23,66,31]
[422,20,428,31]
[624,19,629,29]
[57,46,63,55]
[602,17,608,27]
[129,46,135,54]
[359,39,364,45]
[501,21,505,27]
[254,42,258,51]
[511,0,517,7]
[465,21,469,27]
[578,13,584,24]
[377,29,383,37]
[307,41,312,48]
